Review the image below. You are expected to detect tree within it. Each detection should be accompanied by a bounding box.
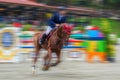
[37,0,120,9]
[37,0,78,6]
[102,0,120,9]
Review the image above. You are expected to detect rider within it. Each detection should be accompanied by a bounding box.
[40,6,67,44]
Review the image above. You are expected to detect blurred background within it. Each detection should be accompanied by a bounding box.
[0,0,120,80]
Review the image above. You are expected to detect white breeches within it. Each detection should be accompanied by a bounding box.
[45,26,52,35]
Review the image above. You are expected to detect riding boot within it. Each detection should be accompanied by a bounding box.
[40,34,47,44]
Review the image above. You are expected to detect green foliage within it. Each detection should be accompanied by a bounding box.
[37,0,119,9]
[95,18,115,57]
[73,0,91,6]
[102,0,120,9]
[22,24,32,31]
[91,18,101,26]
[107,45,116,57]
[37,0,78,6]
[84,17,117,57]
[74,25,84,31]
[108,19,120,37]
[77,17,89,22]
[0,23,6,28]
[67,18,76,22]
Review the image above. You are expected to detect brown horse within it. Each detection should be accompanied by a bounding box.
[32,24,73,72]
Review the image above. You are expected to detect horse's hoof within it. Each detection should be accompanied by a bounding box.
[32,70,36,74]
[51,61,61,67]
[50,63,57,67]
[42,66,49,71]
[32,68,36,74]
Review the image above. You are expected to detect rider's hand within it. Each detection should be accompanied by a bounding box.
[56,24,60,27]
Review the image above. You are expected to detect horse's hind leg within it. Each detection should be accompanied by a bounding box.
[32,33,41,74]
[51,50,61,67]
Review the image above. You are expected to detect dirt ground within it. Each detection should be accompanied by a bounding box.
[0,45,120,80]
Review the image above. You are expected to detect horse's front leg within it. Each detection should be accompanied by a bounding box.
[51,50,61,67]
[42,49,52,71]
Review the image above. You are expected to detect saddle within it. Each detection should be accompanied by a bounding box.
[39,29,56,44]
[47,29,56,39]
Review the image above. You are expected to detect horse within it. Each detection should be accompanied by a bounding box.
[32,23,73,72]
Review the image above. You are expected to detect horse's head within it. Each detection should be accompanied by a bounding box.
[57,23,73,36]
[56,23,73,45]
[62,23,73,35]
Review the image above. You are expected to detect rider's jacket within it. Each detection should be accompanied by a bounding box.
[48,12,67,28]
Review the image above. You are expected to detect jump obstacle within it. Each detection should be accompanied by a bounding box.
[0,26,108,63]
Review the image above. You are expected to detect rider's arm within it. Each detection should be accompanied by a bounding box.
[56,16,67,27]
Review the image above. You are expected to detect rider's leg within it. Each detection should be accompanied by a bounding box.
[40,26,52,44]
[45,26,52,35]
[40,34,47,44]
